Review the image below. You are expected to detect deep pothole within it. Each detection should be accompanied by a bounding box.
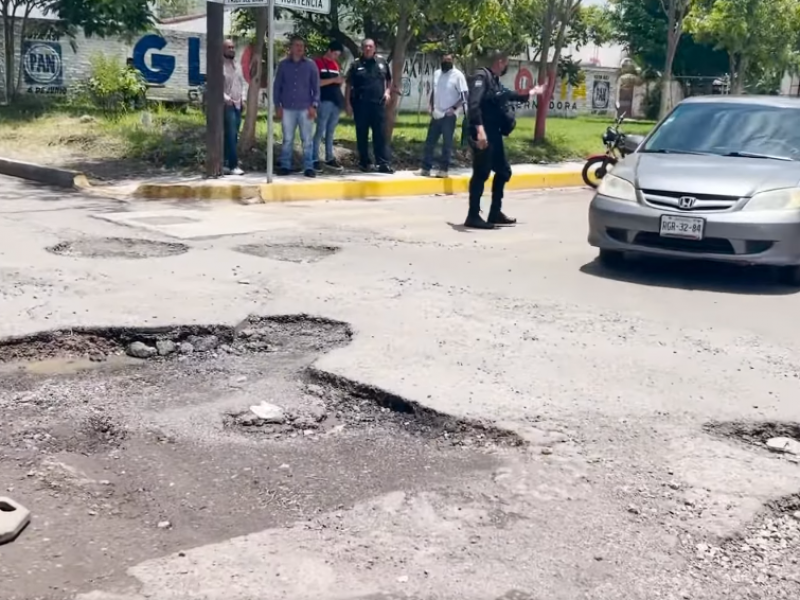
[46,237,189,259]
[233,243,339,263]
[0,315,521,449]
[0,315,511,597]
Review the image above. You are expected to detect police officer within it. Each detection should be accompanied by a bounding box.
[345,38,394,173]
[465,50,546,229]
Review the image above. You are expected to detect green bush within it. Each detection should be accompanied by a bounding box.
[81,54,147,113]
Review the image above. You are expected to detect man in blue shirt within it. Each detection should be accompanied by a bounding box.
[274,36,321,177]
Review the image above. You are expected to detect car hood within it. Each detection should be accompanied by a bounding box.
[614,153,800,197]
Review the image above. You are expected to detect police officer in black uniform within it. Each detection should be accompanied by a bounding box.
[465,50,545,229]
[345,38,394,173]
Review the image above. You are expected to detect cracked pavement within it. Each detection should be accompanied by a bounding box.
[1,174,800,600]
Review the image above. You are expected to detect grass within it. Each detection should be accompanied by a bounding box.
[0,103,655,180]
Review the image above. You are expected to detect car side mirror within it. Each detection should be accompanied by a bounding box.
[623,134,645,153]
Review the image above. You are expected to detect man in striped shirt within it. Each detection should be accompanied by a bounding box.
[313,41,345,171]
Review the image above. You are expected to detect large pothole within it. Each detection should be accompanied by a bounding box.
[233,243,339,263]
[46,237,189,259]
[0,315,518,597]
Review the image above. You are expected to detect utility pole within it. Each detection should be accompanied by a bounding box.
[205,0,224,177]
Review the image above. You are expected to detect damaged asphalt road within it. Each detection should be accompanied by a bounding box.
[1,175,800,600]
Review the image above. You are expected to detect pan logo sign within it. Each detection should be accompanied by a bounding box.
[23,41,66,94]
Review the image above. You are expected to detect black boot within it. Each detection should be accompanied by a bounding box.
[488,210,517,225]
[464,213,495,229]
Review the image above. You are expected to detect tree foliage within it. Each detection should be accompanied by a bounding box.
[609,0,728,79]
[686,0,800,93]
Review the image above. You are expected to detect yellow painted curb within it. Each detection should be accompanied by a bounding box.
[133,170,584,203]
[136,183,261,201]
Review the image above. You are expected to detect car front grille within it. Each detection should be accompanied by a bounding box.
[640,189,742,212]
[632,232,735,254]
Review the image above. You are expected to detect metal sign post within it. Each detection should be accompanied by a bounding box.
[266,0,275,183]
[209,0,331,184]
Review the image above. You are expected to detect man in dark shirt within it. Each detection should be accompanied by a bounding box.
[313,40,345,171]
[465,50,545,229]
[345,38,394,173]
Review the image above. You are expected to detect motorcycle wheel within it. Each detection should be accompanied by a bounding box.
[582,155,617,189]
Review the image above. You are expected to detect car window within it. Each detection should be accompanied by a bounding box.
[643,102,800,159]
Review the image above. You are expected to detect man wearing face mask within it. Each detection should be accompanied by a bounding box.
[465,50,546,229]
[420,53,468,178]
[222,38,245,176]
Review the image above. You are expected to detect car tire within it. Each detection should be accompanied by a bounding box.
[598,249,625,268]
[777,265,800,287]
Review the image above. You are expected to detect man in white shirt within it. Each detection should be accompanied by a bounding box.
[420,54,468,178]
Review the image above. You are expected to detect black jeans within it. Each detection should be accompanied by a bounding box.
[422,114,457,171]
[353,101,390,167]
[468,132,512,217]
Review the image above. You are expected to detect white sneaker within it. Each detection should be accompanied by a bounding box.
[434,169,449,178]
[231,167,244,176]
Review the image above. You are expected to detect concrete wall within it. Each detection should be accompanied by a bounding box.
[1,20,619,116]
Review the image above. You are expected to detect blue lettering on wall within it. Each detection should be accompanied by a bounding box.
[132,33,206,86]
[188,37,205,86]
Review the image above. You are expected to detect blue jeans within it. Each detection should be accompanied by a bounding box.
[313,101,341,163]
[224,105,242,170]
[280,108,314,171]
[422,114,457,171]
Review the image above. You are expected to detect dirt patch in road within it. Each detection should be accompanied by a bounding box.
[704,420,800,450]
[233,243,340,263]
[46,237,189,259]
[0,315,513,599]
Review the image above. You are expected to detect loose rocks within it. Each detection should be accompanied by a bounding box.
[127,342,156,359]
[156,340,177,356]
[0,497,31,544]
[249,402,285,424]
[766,437,800,455]
[46,237,189,260]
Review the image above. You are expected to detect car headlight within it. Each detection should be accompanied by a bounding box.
[743,188,800,211]
[597,174,637,203]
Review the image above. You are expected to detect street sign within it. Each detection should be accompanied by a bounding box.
[207,0,330,14]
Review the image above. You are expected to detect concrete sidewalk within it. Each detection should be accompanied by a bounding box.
[104,162,585,202]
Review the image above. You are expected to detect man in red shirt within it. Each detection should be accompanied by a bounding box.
[313,41,345,171]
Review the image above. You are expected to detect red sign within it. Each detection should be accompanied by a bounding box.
[240,45,267,88]
[515,68,534,93]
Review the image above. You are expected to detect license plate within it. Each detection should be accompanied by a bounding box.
[659,215,705,240]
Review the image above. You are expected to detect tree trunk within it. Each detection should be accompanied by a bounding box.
[658,30,678,118]
[239,7,267,153]
[384,6,410,141]
[2,1,18,103]
[533,0,555,142]
[15,3,33,96]
[733,55,747,94]
[534,0,577,142]
[205,0,225,177]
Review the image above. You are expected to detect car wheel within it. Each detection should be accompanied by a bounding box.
[777,265,800,286]
[598,249,625,268]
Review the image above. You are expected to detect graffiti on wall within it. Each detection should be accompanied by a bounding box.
[22,41,67,95]
[132,33,206,86]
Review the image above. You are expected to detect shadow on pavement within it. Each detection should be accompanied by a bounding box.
[580,255,800,296]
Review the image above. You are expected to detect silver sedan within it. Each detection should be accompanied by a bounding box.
[588,95,800,285]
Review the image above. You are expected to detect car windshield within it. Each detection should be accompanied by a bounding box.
[642,101,800,160]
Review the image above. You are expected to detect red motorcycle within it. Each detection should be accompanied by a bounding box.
[582,112,642,188]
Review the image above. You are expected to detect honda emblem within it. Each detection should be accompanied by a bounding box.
[678,196,697,209]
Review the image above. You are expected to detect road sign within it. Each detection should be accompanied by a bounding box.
[207,0,330,14]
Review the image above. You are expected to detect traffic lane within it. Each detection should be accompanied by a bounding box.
[0,174,121,214]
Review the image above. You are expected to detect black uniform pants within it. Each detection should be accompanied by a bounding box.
[353,101,390,168]
[468,132,512,217]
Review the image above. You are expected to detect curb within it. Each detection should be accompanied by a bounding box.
[0,157,90,189]
[134,170,585,202]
